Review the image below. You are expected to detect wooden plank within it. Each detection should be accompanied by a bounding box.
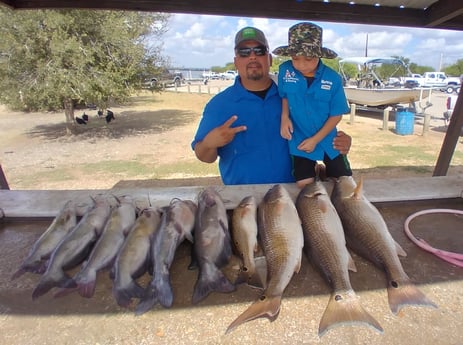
[0,176,462,219]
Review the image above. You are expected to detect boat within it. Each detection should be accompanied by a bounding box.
[343,86,430,108]
[339,57,431,108]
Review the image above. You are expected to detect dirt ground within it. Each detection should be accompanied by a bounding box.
[0,80,462,190]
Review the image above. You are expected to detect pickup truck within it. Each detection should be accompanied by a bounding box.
[147,69,184,88]
[405,72,460,91]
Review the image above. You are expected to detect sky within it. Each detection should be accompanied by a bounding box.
[161,13,463,72]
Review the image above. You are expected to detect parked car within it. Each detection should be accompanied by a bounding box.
[147,69,184,88]
[220,70,237,80]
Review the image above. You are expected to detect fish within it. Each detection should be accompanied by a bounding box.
[331,176,438,315]
[295,181,383,337]
[111,206,162,308]
[12,200,77,279]
[231,195,264,288]
[71,195,137,298]
[31,195,112,300]
[135,198,196,314]
[226,184,304,334]
[191,187,235,305]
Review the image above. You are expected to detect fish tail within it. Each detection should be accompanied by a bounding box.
[318,291,384,337]
[387,282,438,315]
[135,285,158,316]
[225,295,281,334]
[154,274,174,308]
[11,268,26,280]
[32,271,75,300]
[112,280,145,308]
[192,264,235,304]
[75,269,97,298]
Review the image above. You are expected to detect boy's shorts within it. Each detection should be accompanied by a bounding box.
[292,154,352,182]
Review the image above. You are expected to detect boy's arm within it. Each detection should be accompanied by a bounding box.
[280,98,293,140]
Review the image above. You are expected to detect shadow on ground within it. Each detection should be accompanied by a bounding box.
[26,109,197,141]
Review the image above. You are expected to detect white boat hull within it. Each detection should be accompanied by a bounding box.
[344,87,431,107]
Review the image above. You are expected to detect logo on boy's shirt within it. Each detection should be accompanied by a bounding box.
[283,69,298,83]
[321,79,333,90]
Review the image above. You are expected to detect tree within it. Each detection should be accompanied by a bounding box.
[0,8,169,133]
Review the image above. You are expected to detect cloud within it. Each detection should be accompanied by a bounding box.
[160,14,463,70]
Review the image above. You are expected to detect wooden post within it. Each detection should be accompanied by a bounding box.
[349,103,356,124]
[0,164,10,190]
[422,112,431,135]
[383,108,390,131]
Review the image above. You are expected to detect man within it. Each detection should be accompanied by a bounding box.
[191,27,351,185]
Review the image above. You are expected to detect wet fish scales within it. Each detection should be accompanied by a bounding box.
[231,195,263,288]
[31,195,112,300]
[73,195,137,298]
[192,187,235,305]
[135,199,196,315]
[226,184,303,334]
[12,200,77,280]
[111,207,162,308]
[296,181,383,336]
[331,176,438,314]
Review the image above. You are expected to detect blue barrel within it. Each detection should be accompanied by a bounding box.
[395,107,415,135]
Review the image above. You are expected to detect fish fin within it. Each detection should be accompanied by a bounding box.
[192,264,235,304]
[394,241,407,257]
[387,281,438,315]
[225,295,281,334]
[74,268,98,298]
[112,280,145,308]
[135,285,158,316]
[353,177,363,200]
[347,253,357,272]
[184,232,194,244]
[317,197,329,213]
[318,291,383,337]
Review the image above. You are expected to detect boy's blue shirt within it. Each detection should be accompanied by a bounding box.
[277,60,350,160]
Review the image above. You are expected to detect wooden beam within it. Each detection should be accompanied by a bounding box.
[0,165,9,190]
[433,91,463,176]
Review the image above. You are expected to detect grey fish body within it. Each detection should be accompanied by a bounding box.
[192,187,235,305]
[331,176,437,314]
[12,200,77,279]
[73,195,137,298]
[296,181,383,336]
[231,195,263,288]
[31,196,112,300]
[136,198,196,314]
[112,207,162,308]
[226,184,303,334]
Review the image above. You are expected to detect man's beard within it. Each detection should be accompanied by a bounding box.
[246,69,264,81]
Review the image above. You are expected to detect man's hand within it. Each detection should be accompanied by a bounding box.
[194,115,246,163]
[333,130,352,155]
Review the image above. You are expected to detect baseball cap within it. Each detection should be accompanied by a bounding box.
[234,27,269,48]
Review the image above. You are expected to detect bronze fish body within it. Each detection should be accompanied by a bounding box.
[226,184,303,334]
[136,198,196,314]
[296,181,383,336]
[111,206,162,308]
[192,187,235,305]
[331,176,438,314]
[231,195,264,288]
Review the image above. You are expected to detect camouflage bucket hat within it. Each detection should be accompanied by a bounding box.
[272,22,337,59]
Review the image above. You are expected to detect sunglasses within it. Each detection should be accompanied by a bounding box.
[236,45,268,57]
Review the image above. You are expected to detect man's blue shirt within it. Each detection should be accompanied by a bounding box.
[277,60,350,160]
[191,77,294,185]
